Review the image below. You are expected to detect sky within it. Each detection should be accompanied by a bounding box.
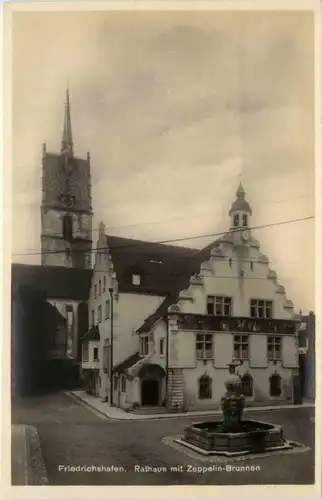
[11,9,315,312]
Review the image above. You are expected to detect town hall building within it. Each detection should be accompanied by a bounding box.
[81,183,299,411]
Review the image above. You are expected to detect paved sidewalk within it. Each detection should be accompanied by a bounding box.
[67,390,315,421]
[12,425,29,485]
[11,424,48,485]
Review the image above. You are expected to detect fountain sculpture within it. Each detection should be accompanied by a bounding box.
[183,363,292,456]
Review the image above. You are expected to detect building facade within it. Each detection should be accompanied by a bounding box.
[82,185,299,410]
[11,266,92,394]
[12,90,97,395]
[81,222,197,401]
[298,312,315,400]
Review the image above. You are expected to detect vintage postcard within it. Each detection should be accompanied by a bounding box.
[2,1,321,499]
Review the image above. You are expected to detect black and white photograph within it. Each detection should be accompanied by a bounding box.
[3,0,321,497]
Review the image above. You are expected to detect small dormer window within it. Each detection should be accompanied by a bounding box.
[233,214,239,227]
[242,214,248,227]
[132,274,141,286]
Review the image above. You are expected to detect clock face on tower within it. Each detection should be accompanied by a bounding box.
[241,230,250,242]
[60,194,75,208]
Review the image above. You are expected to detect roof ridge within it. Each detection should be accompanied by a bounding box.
[106,234,198,252]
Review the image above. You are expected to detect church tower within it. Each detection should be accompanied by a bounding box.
[41,89,92,269]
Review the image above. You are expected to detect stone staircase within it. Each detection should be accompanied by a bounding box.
[167,368,185,411]
[130,406,169,415]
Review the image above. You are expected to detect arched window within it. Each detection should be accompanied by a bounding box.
[241,373,253,397]
[63,214,73,242]
[242,214,248,227]
[233,214,239,227]
[198,375,212,400]
[269,373,282,397]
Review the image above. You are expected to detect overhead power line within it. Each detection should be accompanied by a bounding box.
[12,215,314,258]
[85,271,291,282]
[32,192,312,244]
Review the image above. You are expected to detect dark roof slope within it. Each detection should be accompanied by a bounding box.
[113,352,143,373]
[136,251,212,333]
[106,235,199,296]
[136,238,222,333]
[11,263,92,301]
[81,325,100,342]
[43,153,91,212]
[196,239,221,262]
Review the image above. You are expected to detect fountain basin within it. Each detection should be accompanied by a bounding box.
[184,420,284,453]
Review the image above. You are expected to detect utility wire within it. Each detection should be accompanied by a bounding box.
[12,215,314,257]
[84,272,289,282]
[33,192,311,243]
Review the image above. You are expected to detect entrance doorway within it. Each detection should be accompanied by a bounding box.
[141,379,159,406]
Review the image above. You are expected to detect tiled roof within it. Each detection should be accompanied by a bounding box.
[135,239,221,334]
[42,153,92,212]
[11,263,92,301]
[136,255,208,334]
[106,235,200,296]
[113,352,143,373]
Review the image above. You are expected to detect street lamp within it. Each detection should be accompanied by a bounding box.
[108,286,114,406]
[108,272,118,406]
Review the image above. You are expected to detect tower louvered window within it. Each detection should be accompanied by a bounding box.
[63,214,73,242]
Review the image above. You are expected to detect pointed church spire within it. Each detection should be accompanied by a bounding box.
[61,88,73,157]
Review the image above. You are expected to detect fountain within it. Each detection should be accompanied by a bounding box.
[182,363,292,456]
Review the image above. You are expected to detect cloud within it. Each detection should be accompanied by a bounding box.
[11,10,314,311]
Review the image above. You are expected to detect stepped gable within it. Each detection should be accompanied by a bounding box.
[136,239,221,334]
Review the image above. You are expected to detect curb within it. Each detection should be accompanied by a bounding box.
[66,391,111,420]
[25,426,48,485]
[162,435,311,464]
[66,392,315,422]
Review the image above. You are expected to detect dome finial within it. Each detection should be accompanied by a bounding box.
[229,180,252,216]
[236,174,245,199]
[236,182,245,199]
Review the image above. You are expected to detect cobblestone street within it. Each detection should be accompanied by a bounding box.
[12,392,315,486]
